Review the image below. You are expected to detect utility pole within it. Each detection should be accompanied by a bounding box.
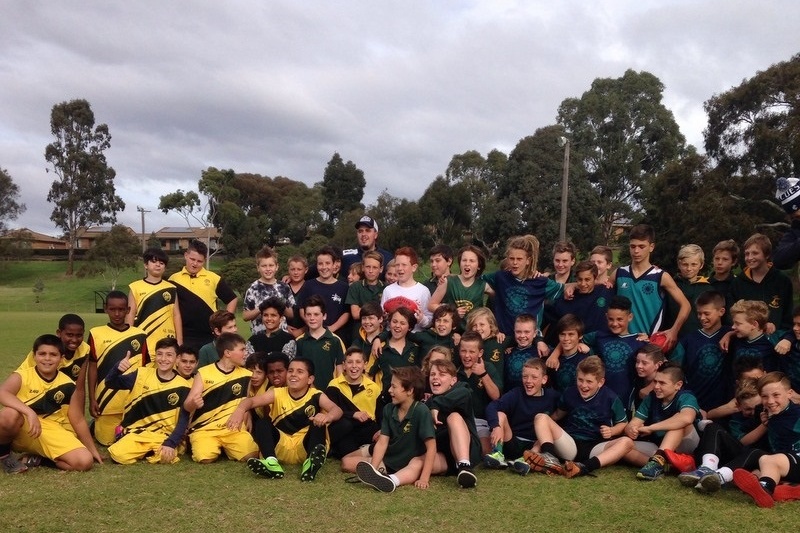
[136,206,150,253]
[558,137,570,242]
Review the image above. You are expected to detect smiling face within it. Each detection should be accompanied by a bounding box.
[458,340,483,369]
[459,250,480,280]
[434,313,454,336]
[316,253,335,281]
[558,329,581,354]
[57,324,84,354]
[506,247,531,278]
[553,251,575,277]
[760,381,793,416]
[388,375,412,405]
[287,360,314,394]
[470,316,494,340]
[521,366,547,396]
[575,269,596,295]
[384,265,398,284]
[344,352,366,383]
[303,306,326,332]
[606,308,632,335]
[696,303,724,333]
[514,319,536,348]
[257,257,278,282]
[154,347,178,374]
[635,352,660,379]
[33,343,62,378]
[653,372,682,401]
[731,312,759,339]
[184,250,205,275]
[261,307,282,333]
[576,371,603,399]
[744,245,768,273]
[389,311,411,340]
[360,313,381,336]
[249,366,266,390]
[428,366,457,395]
[678,255,703,281]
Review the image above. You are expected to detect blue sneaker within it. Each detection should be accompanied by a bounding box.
[637,456,666,481]
[678,465,715,487]
[696,471,724,494]
[509,458,531,476]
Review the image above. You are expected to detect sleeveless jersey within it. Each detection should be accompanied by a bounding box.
[190,364,252,431]
[89,324,149,415]
[14,365,76,427]
[269,387,322,436]
[17,341,90,382]
[129,278,179,352]
[615,265,665,334]
[120,367,191,436]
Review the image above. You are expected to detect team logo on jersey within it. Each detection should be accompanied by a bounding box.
[53,390,65,404]
[490,349,501,363]
[167,392,180,406]
[131,340,141,352]
[71,364,81,379]
[231,383,243,396]
[596,297,607,308]
[769,295,781,309]
[304,405,317,418]
[620,282,629,289]
[332,294,342,304]
[322,341,331,352]
[162,291,172,302]
[402,422,411,433]
[642,284,655,295]
[408,354,415,364]
[204,279,211,287]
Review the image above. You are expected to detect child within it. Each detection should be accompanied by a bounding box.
[426,359,482,488]
[629,343,665,414]
[424,244,454,294]
[504,314,539,392]
[286,254,308,338]
[525,356,632,477]
[727,299,778,371]
[428,245,488,327]
[184,332,259,463]
[369,307,420,415]
[87,290,150,446]
[175,345,198,379]
[0,335,98,472]
[545,314,589,392]
[384,258,399,285]
[295,295,346,389]
[612,224,690,350]
[105,338,191,464]
[774,305,800,390]
[352,301,383,355]
[297,246,351,341]
[16,313,89,381]
[246,351,269,400]
[624,363,701,480]
[590,245,614,286]
[551,241,576,284]
[345,250,385,338]
[549,260,612,340]
[465,307,505,379]
[233,358,343,481]
[670,290,730,411]
[381,247,432,331]
[126,247,182,353]
[265,352,290,388]
[484,358,559,472]
[709,239,739,319]
[197,311,238,368]
[246,297,297,359]
[456,331,502,453]
[347,262,363,284]
[242,246,295,336]
[326,347,381,458]
[411,304,460,357]
[347,366,436,492]
[733,372,800,507]
[731,233,793,332]
[665,244,711,338]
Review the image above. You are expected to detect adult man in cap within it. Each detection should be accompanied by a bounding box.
[341,215,393,278]
[772,177,800,269]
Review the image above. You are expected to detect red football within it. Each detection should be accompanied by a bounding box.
[649,332,670,353]
[383,296,419,315]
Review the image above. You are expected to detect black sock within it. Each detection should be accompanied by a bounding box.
[541,442,556,456]
[759,477,776,494]
[0,444,10,457]
[586,456,602,472]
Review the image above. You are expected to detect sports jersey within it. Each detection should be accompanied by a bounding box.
[197,341,219,368]
[731,266,793,330]
[128,278,179,353]
[485,387,559,441]
[664,275,711,337]
[766,402,800,454]
[481,337,505,380]
[729,333,778,372]
[380,400,436,472]
[426,381,482,465]
[369,338,419,392]
[583,331,646,402]
[326,375,381,420]
[670,326,730,411]
[615,265,665,335]
[457,363,502,418]
[247,329,296,358]
[269,387,322,436]
[345,280,384,307]
[481,270,563,335]
[634,389,701,441]
[410,329,457,359]
[242,279,295,335]
[16,341,90,382]
[504,345,536,393]
[295,328,346,389]
[442,275,487,329]
[558,385,627,442]
[551,285,613,336]
[190,363,252,431]
[779,332,800,390]
[553,351,589,392]
[296,278,350,328]
[89,324,149,415]
[14,365,76,427]
[169,267,237,344]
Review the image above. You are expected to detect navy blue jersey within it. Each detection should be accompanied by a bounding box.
[635,389,701,441]
[729,334,777,372]
[779,332,800,391]
[481,270,563,335]
[551,285,613,335]
[554,351,589,392]
[767,402,800,454]
[583,331,646,402]
[671,327,730,411]
[558,386,627,442]
[504,344,537,393]
[485,387,559,441]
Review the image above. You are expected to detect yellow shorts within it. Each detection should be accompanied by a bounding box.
[94,413,123,446]
[108,430,181,465]
[275,430,309,465]
[189,427,258,463]
[13,417,84,461]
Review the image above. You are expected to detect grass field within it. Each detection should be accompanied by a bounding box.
[0,262,797,531]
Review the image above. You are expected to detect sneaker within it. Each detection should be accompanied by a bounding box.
[356,461,395,493]
[696,471,723,494]
[508,457,530,475]
[522,450,565,476]
[300,444,326,482]
[483,450,507,469]
[456,463,477,489]
[733,469,774,508]
[563,461,589,478]
[678,465,715,487]
[2,453,28,474]
[637,456,666,481]
[663,449,696,473]
[20,454,42,468]
[247,457,284,479]
[773,483,800,502]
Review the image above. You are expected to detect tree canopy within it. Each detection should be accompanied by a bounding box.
[0,167,25,232]
[319,152,366,230]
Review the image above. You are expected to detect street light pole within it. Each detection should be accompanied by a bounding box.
[559,137,570,242]
[136,206,150,253]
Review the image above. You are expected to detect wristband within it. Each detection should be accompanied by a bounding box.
[476,372,488,379]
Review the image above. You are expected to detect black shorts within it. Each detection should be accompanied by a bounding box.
[435,430,458,475]
[783,452,800,483]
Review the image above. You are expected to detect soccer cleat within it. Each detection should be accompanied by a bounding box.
[247,457,284,479]
[733,469,774,508]
[678,465,715,487]
[456,463,477,489]
[2,453,28,474]
[509,458,531,476]
[483,450,507,469]
[773,483,800,502]
[636,456,666,481]
[522,450,565,476]
[563,461,589,478]
[20,454,42,468]
[696,471,723,494]
[300,444,326,482]
[663,449,696,473]
[356,461,396,493]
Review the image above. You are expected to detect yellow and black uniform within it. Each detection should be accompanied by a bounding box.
[258,387,328,464]
[129,278,179,353]
[11,366,85,460]
[325,375,381,457]
[105,365,191,464]
[89,323,149,445]
[295,329,346,389]
[16,341,90,382]
[189,363,258,462]
[169,267,237,349]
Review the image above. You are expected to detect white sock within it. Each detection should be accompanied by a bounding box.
[701,454,719,470]
[457,458,470,466]
[388,474,400,487]
[717,466,733,483]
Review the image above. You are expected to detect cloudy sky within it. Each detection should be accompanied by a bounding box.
[1,1,798,236]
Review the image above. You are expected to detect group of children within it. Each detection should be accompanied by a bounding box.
[3,220,800,509]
